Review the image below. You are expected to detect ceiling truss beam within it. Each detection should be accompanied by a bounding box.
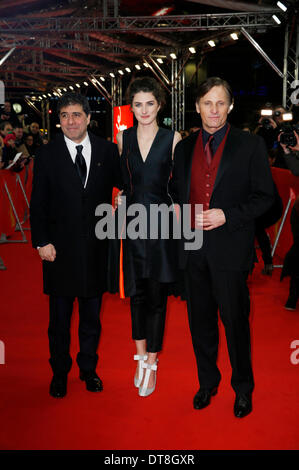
[0,11,281,34]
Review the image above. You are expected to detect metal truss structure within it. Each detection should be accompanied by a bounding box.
[283,19,299,109]
[2,3,297,134]
[0,11,280,34]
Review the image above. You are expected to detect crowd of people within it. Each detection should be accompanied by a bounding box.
[1,78,299,419]
[0,100,46,170]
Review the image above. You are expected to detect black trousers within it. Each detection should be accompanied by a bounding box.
[48,294,102,376]
[130,278,168,353]
[185,250,254,395]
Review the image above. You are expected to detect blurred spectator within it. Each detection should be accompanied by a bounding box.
[278,130,299,176]
[273,105,287,126]
[89,120,102,137]
[13,124,30,158]
[179,129,190,139]
[0,121,14,138]
[281,196,299,311]
[254,107,288,169]
[1,133,18,168]
[242,123,252,133]
[24,134,35,157]
[0,100,19,127]
[26,122,43,152]
[13,124,25,145]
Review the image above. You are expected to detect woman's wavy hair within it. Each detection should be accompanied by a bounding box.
[126,76,166,110]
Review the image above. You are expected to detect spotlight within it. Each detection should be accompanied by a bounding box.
[42,94,47,98]
[170,53,177,59]
[75,83,80,88]
[83,81,89,86]
[118,70,124,75]
[157,58,163,64]
[57,88,62,92]
[230,33,238,41]
[153,7,174,16]
[125,67,131,73]
[272,14,281,24]
[135,64,141,70]
[189,47,196,54]
[47,93,52,97]
[277,1,287,12]
[100,77,105,82]
[63,88,67,92]
[143,62,149,68]
[69,85,74,90]
[109,73,115,78]
[208,40,216,47]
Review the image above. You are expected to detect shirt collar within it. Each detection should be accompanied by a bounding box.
[202,122,228,146]
[64,132,90,151]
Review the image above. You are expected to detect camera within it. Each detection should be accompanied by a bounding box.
[261,117,273,130]
[279,123,299,147]
[260,109,274,130]
[278,112,299,147]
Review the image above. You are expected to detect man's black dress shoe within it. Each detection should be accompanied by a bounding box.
[234,393,252,418]
[193,387,218,410]
[49,375,67,398]
[79,370,103,392]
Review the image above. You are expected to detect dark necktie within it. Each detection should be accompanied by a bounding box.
[204,135,214,166]
[75,145,87,186]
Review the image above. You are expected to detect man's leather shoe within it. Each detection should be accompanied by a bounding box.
[234,393,252,418]
[193,387,218,410]
[49,375,67,398]
[79,370,103,392]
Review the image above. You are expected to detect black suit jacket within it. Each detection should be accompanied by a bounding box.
[30,132,121,297]
[170,125,275,271]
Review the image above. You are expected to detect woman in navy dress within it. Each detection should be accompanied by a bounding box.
[116,77,181,397]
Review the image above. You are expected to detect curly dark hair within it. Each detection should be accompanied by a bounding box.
[126,76,166,109]
[57,92,91,116]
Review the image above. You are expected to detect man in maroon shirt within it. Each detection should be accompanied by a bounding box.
[171,77,274,418]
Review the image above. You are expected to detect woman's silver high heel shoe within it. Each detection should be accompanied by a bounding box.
[139,360,158,397]
[133,354,148,388]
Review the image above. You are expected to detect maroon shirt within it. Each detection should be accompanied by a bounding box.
[189,125,230,228]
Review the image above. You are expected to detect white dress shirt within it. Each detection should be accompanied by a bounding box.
[64,133,91,188]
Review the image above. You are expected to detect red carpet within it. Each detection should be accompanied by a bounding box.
[0,236,299,451]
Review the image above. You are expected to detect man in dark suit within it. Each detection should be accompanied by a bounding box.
[30,93,121,398]
[171,77,274,417]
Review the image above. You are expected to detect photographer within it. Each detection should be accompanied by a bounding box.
[255,107,288,169]
[278,130,299,176]
[255,110,279,148]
